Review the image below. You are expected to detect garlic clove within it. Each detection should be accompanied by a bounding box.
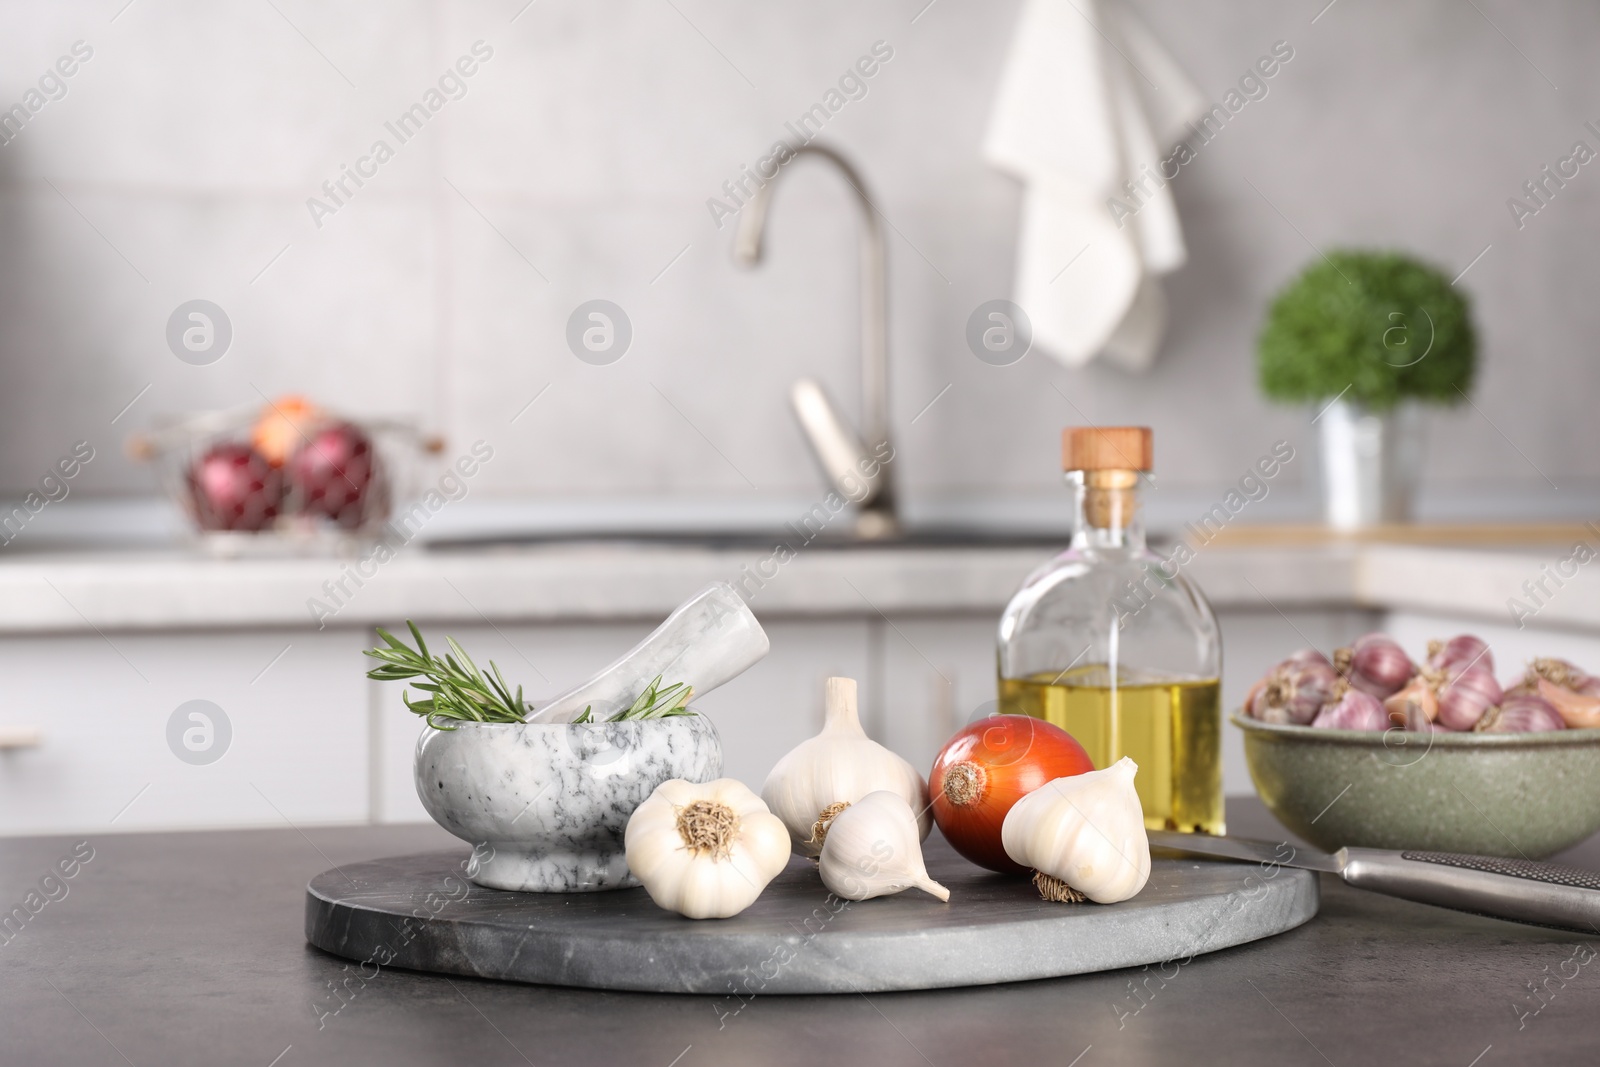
[1001,757,1150,904]
[762,677,931,857]
[817,791,949,902]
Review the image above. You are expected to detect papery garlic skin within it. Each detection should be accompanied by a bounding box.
[1334,633,1415,699]
[818,791,949,902]
[1311,687,1388,730]
[762,677,930,856]
[1433,664,1501,731]
[1476,692,1565,733]
[1246,650,1338,725]
[1001,757,1150,904]
[625,778,791,919]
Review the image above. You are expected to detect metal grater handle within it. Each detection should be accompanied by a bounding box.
[1400,852,1600,892]
[1339,848,1600,934]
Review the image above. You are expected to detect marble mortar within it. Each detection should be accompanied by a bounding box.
[416,715,721,892]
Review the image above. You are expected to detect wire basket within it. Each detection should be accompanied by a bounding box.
[128,400,444,555]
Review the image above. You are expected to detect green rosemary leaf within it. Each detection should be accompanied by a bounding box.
[369,621,529,729]
[407,620,430,661]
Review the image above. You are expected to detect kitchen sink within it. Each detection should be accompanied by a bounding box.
[426,526,1071,553]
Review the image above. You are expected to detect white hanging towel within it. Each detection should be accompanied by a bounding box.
[983,0,1205,371]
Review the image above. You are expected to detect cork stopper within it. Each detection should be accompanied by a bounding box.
[1062,427,1152,472]
[1063,427,1149,530]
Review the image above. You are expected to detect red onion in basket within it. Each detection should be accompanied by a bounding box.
[1246,650,1339,725]
[1433,664,1502,731]
[1475,692,1565,733]
[1427,634,1493,676]
[1311,687,1389,730]
[186,442,284,532]
[1333,633,1415,699]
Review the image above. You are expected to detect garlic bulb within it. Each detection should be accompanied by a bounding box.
[762,677,930,856]
[1476,692,1565,733]
[1432,663,1501,731]
[1246,650,1338,725]
[1311,686,1388,730]
[1333,633,1415,699]
[624,778,791,919]
[817,791,949,902]
[1001,757,1150,904]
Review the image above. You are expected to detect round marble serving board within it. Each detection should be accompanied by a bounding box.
[304,836,1319,994]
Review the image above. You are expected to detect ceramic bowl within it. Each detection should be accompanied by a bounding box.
[1234,713,1600,859]
[415,715,721,892]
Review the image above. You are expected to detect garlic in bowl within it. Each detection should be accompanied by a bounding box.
[417,716,721,892]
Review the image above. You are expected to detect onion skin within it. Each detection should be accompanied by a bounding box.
[1311,688,1389,730]
[929,715,1094,874]
[1334,633,1415,699]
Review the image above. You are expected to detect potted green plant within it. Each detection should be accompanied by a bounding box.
[1257,250,1478,528]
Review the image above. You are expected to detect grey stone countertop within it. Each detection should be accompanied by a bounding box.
[0,537,1589,633]
[2,800,1594,1067]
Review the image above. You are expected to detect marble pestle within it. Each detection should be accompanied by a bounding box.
[527,582,770,724]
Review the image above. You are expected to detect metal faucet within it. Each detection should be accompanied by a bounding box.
[733,143,898,539]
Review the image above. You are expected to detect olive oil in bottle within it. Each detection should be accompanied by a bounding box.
[998,668,1223,834]
[996,427,1225,835]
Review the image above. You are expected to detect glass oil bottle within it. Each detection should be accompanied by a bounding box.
[996,427,1224,834]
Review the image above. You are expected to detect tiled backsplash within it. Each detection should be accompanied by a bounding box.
[0,0,1595,523]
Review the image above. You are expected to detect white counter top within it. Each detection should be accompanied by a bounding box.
[0,538,1587,634]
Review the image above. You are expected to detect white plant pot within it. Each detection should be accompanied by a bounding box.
[1316,398,1426,529]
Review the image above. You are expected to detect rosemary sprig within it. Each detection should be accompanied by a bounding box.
[572,675,695,723]
[364,621,529,730]
[365,624,697,729]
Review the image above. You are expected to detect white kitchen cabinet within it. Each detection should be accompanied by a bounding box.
[372,617,872,823]
[878,615,999,775]
[0,629,369,836]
